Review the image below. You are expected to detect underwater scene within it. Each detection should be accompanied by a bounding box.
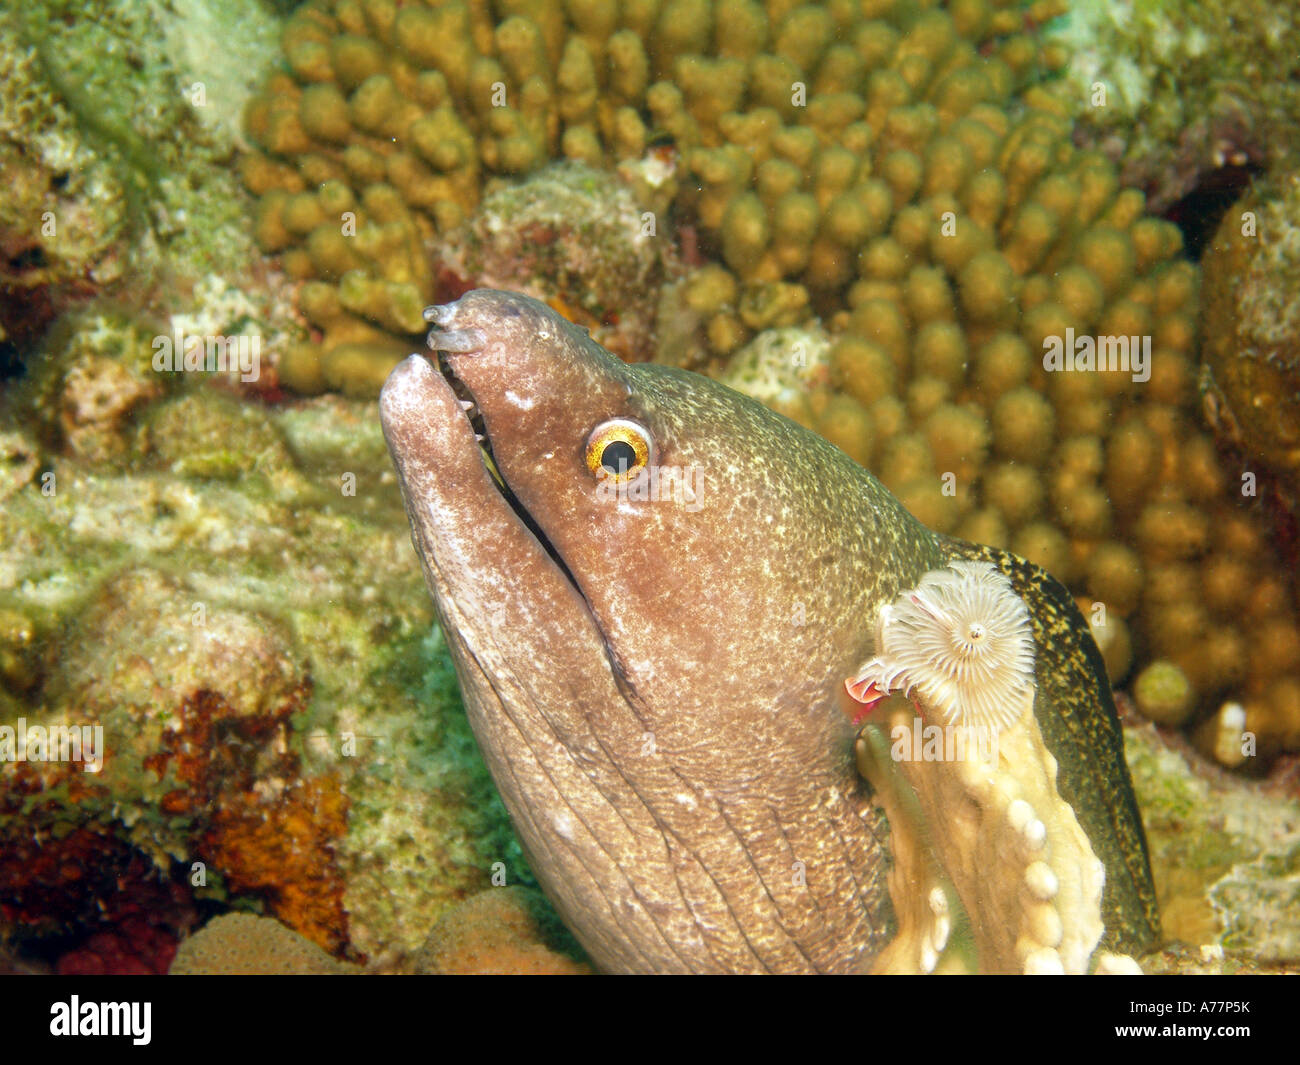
[0,0,1298,978]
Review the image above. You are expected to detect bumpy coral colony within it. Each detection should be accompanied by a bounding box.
[242,0,1300,764]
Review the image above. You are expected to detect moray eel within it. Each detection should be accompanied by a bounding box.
[379,289,1159,974]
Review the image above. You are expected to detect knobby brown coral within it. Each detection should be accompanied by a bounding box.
[242,0,1300,762]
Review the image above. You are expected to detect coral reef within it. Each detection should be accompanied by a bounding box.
[1133,659,1195,727]
[714,322,832,431]
[0,815,197,961]
[169,889,589,973]
[0,11,126,347]
[2,0,1297,976]
[57,915,185,975]
[1124,717,1300,963]
[0,429,39,503]
[1200,177,1300,511]
[239,0,1300,769]
[1049,0,1300,213]
[436,161,678,363]
[0,0,281,357]
[0,562,351,953]
[0,344,531,967]
[170,913,361,974]
[16,308,169,462]
[413,887,590,975]
[242,0,1067,389]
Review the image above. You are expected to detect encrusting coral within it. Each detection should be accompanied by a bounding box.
[0,0,281,356]
[0,354,531,968]
[436,160,676,361]
[170,913,361,974]
[1199,177,1300,513]
[1048,0,1300,214]
[413,887,590,974]
[169,889,589,973]
[241,1,1300,763]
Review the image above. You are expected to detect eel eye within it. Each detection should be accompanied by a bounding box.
[585,418,654,483]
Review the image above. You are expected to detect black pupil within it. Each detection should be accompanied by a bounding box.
[601,439,638,475]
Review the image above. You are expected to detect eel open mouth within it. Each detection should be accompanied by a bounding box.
[426,316,581,594]
[424,307,494,465]
[422,300,642,705]
[435,348,494,468]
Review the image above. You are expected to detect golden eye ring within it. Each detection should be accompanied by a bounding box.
[585,418,654,483]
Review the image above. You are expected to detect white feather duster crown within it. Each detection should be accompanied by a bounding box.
[846,560,1037,732]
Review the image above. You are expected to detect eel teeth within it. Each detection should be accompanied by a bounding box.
[427,327,487,354]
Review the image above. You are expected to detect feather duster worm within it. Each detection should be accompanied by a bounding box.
[846,560,1036,732]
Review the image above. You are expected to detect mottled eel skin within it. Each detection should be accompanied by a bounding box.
[380,289,1158,974]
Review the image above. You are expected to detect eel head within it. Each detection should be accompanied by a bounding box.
[380,289,1159,973]
[379,289,940,973]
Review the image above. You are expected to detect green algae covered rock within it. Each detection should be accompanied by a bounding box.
[1,0,280,292]
[0,379,537,965]
[1200,179,1300,505]
[135,392,296,481]
[1125,720,1300,963]
[441,161,678,363]
[1052,0,1300,211]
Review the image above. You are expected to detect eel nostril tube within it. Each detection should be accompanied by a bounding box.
[424,303,458,326]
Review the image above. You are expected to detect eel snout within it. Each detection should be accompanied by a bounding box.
[379,353,467,454]
[424,301,487,355]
